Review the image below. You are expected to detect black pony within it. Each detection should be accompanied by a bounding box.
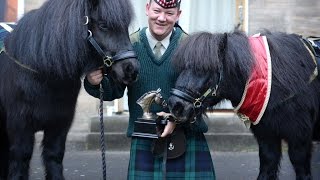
[0,0,139,179]
[168,31,320,179]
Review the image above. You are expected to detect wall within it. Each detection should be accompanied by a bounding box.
[248,0,320,36]
[24,0,42,12]
[0,0,21,22]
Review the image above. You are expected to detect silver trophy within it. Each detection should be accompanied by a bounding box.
[132,88,167,139]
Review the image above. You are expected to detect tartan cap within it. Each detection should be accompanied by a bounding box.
[153,0,181,9]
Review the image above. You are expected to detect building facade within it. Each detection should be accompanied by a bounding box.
[248,0,320,37]
[0,0,24,22]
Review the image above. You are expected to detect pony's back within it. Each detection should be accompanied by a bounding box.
[261,31,320,106]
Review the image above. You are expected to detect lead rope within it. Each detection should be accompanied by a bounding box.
[99,84,107,180]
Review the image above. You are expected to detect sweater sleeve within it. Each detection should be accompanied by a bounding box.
[84,76,126,101]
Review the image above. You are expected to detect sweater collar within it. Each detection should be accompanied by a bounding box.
[146,28,172,51]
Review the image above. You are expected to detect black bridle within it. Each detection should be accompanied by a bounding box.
[84,16,137,68]
[170,71,223,110]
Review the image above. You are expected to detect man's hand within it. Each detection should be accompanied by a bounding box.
[86,68,103,85]
[156,112,176,137]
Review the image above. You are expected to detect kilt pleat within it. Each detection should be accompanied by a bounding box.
[127,130,215,180]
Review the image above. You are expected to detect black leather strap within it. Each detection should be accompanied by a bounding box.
[304,37,320,58]
[112,50,137,61]
[87,30,137,67]
[87,31,107,58]
[170,88,195,103]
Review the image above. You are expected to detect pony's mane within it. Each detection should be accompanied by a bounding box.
[5,0,133,78]
[172,32,223,75]
[172,31,254,81]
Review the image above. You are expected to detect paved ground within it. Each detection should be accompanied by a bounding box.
[29,144,320,180]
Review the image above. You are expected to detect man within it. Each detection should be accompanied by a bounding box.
[84,0,215,179]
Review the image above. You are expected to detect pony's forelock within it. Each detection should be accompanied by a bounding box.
[5,0,134,78]
[172,32,226,75]
[99,0,134,30]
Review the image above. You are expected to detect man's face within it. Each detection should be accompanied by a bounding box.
[146,1,181,41]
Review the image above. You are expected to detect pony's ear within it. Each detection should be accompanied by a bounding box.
[221,33,228,50]
[218,33,228,61]
[89,0,99,7]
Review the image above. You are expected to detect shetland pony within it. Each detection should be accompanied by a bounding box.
[168,31,320,179]
[0,0,139,179]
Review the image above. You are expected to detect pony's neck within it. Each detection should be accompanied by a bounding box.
[220,71,247,108]
[219,31,254,108]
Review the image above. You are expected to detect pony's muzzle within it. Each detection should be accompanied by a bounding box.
[108,57,139,85]
[123,59,140,84]
[167,96,194,123]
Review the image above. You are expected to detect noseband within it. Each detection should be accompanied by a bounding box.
[84,16,137,68]
[170,72,222,110]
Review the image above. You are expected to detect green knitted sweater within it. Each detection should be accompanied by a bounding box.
[84,27,208,136]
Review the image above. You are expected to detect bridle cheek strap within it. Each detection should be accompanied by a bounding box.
[87,30,107,56]
[170,72,222,109]
[87,30,137,67]
[194,86,217,108]
[170,87,217,109]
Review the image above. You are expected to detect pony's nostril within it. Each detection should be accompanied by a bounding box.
[171,101,184,117]
[125,63,134,73]
[125,63,139,78]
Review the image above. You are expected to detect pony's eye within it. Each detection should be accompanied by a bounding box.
[98,23,109,31]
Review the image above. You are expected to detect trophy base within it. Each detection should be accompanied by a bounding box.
[132,118,159,139]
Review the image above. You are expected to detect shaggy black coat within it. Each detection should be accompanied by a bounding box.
[169,31,320,180]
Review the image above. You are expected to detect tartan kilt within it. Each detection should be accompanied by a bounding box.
[127,130,216,180]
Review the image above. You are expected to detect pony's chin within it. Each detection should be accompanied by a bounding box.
[109,71,138,85]
[121,75,139,85]
[174,113,195,124]
[176,117,189,123]
[122,80,134,85]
